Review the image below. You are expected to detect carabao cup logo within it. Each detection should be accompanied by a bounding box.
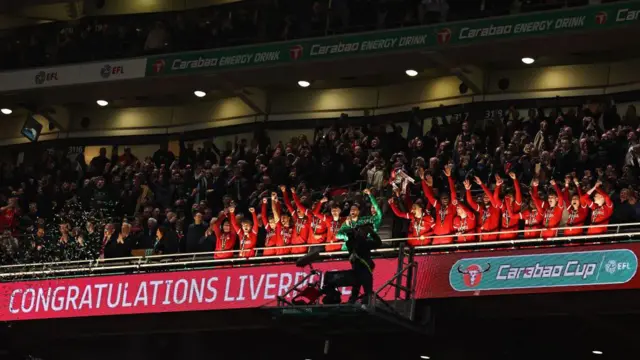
[457,263,491,288]
[595,11,607,25]
[450,250,638,292]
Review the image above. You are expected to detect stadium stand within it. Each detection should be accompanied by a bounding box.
[0,0,613,70]
[0,99,636,272]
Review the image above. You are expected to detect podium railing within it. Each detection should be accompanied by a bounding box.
[1,222,640,280]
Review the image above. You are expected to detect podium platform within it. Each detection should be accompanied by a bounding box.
[264,302,427,336]
[263,244,426,338]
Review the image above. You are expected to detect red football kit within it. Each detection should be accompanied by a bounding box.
[283,191,310,254]
[453,204,476,243]
[465,184,501,241]
[291,192,327,245]
[495,178,522,240]
[563,186,589,236]
[312,209,345,252]
[422,176,457,244]
[532,183,565,239]
[230,211,259,258]
[261,202,281,256]
[389,201,435,247]
[212,213,237,259]
[582,187,613,235]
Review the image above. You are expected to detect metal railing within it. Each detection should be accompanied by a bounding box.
[0,222,639,280]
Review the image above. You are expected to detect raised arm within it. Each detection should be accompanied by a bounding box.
[213,211,226,238]
[531,179,543,209]
[550,179,564,208]
[464,179,480,212]
[229,207,241,235]
[365,189,382,225]
[477,176,500,208]
[279,185,295,214]
[312,197,329,222]
[290,188,308,213]
[595,185,613,207]
[421,175,437,207]
[261,199,269,227]
[511,173,522,210]
[448,174,457,204]
[250,208,259,233]
[388,198,410,219]
[562,178,571,206]
[272,199,281,223]
[493,174,503,205]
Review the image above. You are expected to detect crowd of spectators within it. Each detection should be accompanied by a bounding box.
[0,0,621,70]
[0,99,639,266]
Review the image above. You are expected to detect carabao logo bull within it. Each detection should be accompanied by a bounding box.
[457,263,491,288]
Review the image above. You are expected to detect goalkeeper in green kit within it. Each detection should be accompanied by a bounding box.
[337,189,382,250]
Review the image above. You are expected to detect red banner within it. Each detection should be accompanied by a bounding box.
[0,259,399,322]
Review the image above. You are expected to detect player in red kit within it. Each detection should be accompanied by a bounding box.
[261,193,282,256]
[313,197,345,252]
[511,191,544,239]
[582,180,613,235]
[532,179,565,238]
[420,166,457,245]
[280,186,310,254]
[272,200,294,255]
[495,173,522,240]
[464,177,501,241]
[453,203,476,242]
[388,198,434,246]
[563,177,589,237]
[290,188,327,245]
[212,211,237,259]
[229,206,259,258]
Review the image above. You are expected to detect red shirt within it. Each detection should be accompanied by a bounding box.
[496,179,522,240]
[283,191,311,254]
[292,193,327,244]
[230,211,259,258]
[212,214,236,259]
[390,201,434,246]
[261,202,280,256]
[313,210,345,252]
[533,184,565,238]
[422,176,457,237]
[582,188,613,235]
[453,204,476,243]
[465,185,501,241]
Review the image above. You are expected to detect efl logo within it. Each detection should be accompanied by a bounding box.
[595,11,607,25]
[152,59,166,73]
[289,45,304,60]
[436,28,452,44]
[100,65,125,79]
[457,263,491,288]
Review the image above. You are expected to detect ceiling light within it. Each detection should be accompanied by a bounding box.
[521,57,535,65]
[406,69,418,77]
[592,350,603,355]
[194,90,206,98]
[1,108,12,115]
[420,356,430,359]
[298,80,310,88]
[96,100,108,107]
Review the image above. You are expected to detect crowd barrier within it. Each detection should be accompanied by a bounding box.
[1,222,639,281]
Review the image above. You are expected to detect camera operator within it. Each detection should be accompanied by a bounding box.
[345,223,382,305]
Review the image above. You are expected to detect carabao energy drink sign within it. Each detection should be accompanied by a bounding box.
[449,250,638,291]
